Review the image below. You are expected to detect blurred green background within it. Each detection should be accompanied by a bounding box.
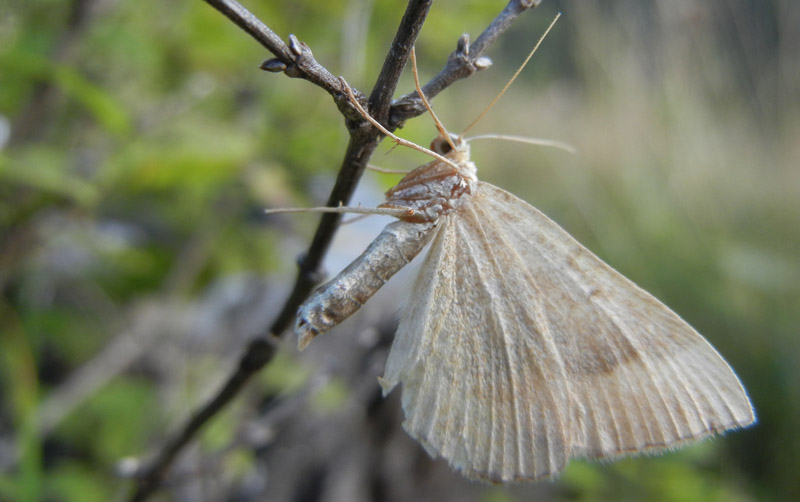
[1,0,798,501]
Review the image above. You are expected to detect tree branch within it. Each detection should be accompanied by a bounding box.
[128,1,541,499]
[128,339,277,502]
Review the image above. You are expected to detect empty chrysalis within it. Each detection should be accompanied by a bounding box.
[273,15,755,482]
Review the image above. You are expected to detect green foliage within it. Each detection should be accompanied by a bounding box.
[57,379,159,461]
[481,486,515,502]
[562,446,754,502]
[42,464,111,502]
[0,147,99,206]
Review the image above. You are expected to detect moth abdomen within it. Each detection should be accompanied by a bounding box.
[295,220,437,350]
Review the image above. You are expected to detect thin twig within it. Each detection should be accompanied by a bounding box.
[462,11,560,134]
[389,0,543,127]
[203,0,344,97]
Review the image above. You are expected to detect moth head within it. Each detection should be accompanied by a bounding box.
[431,133,469,158]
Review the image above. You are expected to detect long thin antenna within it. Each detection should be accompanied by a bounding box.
[367,164,412,174]
[465,133,577,155]
[265,205,415,218]
[462,12,561,134]
[410,47,456,151]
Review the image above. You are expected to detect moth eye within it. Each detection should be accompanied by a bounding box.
[430,136,453,155]
[430,133,463,155]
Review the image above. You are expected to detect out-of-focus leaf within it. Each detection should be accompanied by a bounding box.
[51,65,131,136]
[45,465,110,502]
[101,119,256,195]
[0,300,43,502]
[0,51,131,136]
[0,149,98,206]
[56,379,158,462]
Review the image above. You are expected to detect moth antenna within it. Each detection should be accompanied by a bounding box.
[410,47,456,151]
[340,77,460,170]
[265,205,415,218]
[465,133,577,155]
[367,163,412,174]
[462,12,561,134]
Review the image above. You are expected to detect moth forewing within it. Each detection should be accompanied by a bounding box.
[384,202,574,481]
[379,181,754,482]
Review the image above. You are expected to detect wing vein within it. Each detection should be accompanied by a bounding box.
[460,208,524,478]
[465,200,571,476]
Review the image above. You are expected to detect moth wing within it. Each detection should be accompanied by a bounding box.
[472,182,755,460]
[382,181,754,482]
[381,200,574,482]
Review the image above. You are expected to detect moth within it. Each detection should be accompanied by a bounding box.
[276,39,755,482]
